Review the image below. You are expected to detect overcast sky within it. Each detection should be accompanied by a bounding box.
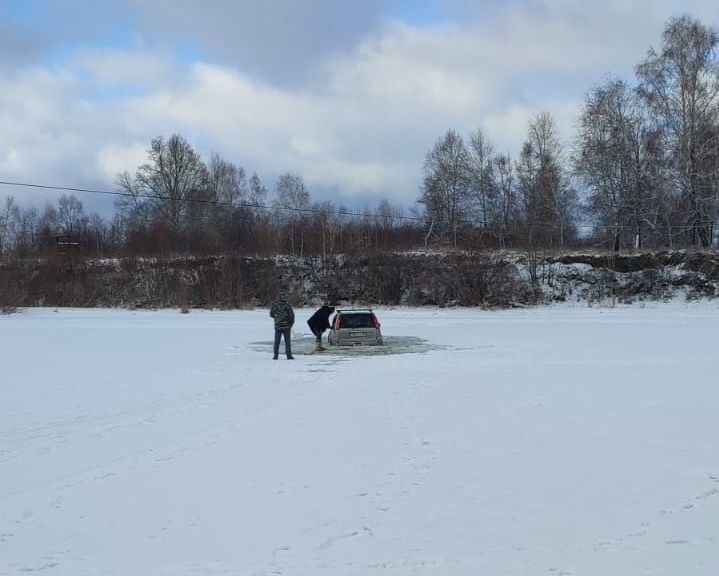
[2,0,719,214]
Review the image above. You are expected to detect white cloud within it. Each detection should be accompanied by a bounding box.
[74,47,184,88]
[96,142,148,182]
[3,1,719,211]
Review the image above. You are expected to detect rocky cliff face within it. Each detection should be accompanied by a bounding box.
[1,250,717,309]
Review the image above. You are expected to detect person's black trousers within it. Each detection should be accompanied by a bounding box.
[274,327,292,358]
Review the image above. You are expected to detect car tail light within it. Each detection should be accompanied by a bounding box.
[371,312,380,328]
[336,314,342,329]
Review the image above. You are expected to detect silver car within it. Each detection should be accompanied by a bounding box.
[327,309,383,346]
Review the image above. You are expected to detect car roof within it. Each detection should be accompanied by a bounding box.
[336,308,374,314]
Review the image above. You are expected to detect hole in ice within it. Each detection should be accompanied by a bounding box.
[250,335,442,356]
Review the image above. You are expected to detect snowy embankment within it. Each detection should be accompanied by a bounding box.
[2,249,718,308]
[1,304,718,575]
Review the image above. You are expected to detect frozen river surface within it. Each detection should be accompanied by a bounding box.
[1,303,718,575]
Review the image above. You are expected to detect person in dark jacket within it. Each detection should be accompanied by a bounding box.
[270,294,295,359]
[307,305,335,352]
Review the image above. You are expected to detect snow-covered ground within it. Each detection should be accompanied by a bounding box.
[1,303,718,575]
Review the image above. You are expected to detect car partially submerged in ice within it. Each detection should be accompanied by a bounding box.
[328,309,383,346]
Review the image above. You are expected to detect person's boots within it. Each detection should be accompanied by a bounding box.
[315,340,325,352]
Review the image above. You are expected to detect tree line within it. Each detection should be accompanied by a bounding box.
[420,15,719,250]
[1,14,718,262]
[0,136,421,260]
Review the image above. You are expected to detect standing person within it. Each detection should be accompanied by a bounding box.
[307,304,335,352]
[270,293,295,360]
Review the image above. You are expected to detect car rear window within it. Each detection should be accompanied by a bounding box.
[338,313,375,328]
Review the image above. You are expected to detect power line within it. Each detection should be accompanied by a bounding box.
[0,179,423,223]
[1,179,716,233]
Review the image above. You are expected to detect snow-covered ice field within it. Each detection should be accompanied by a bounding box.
[1,303,718,575]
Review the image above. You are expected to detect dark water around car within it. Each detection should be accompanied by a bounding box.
[251,335,442,357]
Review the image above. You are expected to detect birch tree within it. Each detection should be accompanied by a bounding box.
[637,15,719,246]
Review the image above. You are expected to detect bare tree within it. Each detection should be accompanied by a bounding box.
[636,15,719,246]
[57,194,85,235]
[517,112,574,248]
[467,128,498,233]
[116,134,209,233]
[575,78,667,250]
[207,154,247,208]
[38,202,59,241]
[274,172,310,212]
[14,205,39,258]
[419,129,470,246]
[494,153,519,247]
[0,196,19,259]
[248,172,268,207]
[375,198,399,230]
[204,154,250,249]
[273,172,311,255]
